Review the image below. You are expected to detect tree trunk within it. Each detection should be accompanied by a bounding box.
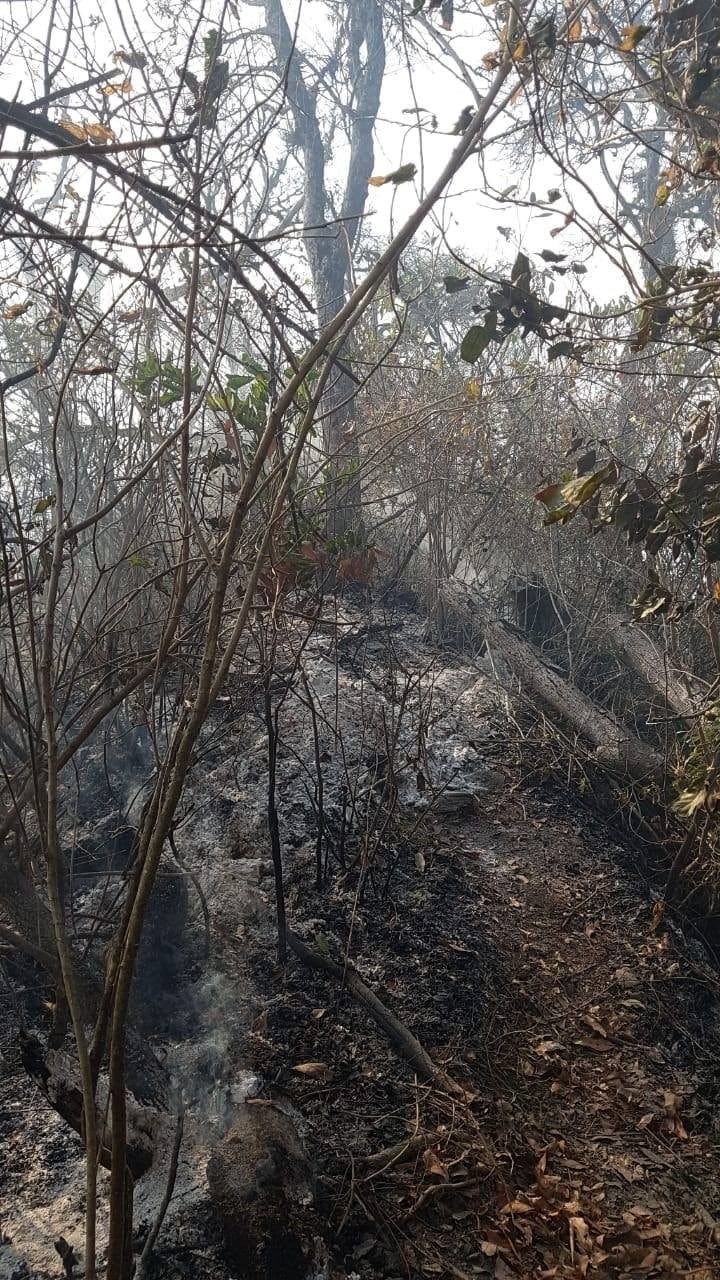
[262,0,385,538]
[603,610,697,723]
[439,580,665,785]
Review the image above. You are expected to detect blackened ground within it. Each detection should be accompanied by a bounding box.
[243,766,720,1280]
[2,721,720,1278]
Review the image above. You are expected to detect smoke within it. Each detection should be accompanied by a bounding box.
[162,971,260,1134]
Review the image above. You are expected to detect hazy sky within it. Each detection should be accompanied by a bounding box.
[0,0,633,308]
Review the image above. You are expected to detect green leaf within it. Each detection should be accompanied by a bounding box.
[368,163,417,187]
[203,28,221,71]
[631,582,673,619]
[240,356,268,379]
[511,251,531,287]
[535,465,613,525]
[530,15,556,51]
[178,67,200,97]
[461,311,498,362]
[133,355,161,396]
[451,106,474,135]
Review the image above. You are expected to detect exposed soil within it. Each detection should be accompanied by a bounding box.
[1,608,720,1279]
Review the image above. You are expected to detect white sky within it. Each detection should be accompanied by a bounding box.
[0,0,648,320]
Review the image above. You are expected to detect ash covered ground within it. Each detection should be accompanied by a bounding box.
[2,601,720,1280]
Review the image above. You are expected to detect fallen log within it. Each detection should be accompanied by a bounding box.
[438,580,665,786]
[19,1031,155,1179]
[603,609,698,723]
[0,844,169,1107]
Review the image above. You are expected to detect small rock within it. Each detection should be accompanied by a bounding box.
[432,789,478,816]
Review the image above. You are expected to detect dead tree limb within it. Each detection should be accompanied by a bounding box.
[439,580,665,786]
[603,611,697,723]
[287,930,466,1097]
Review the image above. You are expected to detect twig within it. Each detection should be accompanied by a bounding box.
[403,1177,478,1221]
[559,882,604,929]
[361,1132,427,1177]
[334,1152,356,1237]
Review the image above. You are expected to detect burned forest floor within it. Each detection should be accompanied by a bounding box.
[1,605,720,1280]
[262,779,720,1279]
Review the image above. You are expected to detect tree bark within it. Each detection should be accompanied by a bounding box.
[439,580,665,785]
[603,610,697,723]
[262,0,385,536]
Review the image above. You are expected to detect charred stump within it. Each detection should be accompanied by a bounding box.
[206,1099,319,1280]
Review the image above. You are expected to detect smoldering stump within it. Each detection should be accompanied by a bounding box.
[206,1098,319,1280]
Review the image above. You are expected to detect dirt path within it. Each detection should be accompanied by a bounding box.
[257,774,720,1280]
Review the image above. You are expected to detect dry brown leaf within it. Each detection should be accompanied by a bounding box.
[59,120,117,144]
[650,900,666,932]
[550,210,575,237]
[576,1035,614,1053]
[609,1155,645,1183]
[59,120,88,141]
[494,1260,516,1280]
[568,16,582,40]
[535,1039,565,1056]
[3,300,32,320]
[423,1148,448,1180]
[85,122,116,143]
[102,79,132,95]
[662,1090,689,1139]
[569,1214,592,1258]
[581,1012,609,1038]
[502,1198,534,1215]
[291,1060,330,1078]
[619,22,652,52]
